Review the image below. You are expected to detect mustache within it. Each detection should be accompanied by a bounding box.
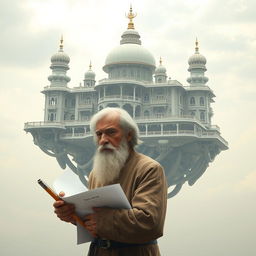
[98,143,116,152]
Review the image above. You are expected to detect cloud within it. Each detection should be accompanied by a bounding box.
[0,1,62,68]
[201,0,256,24]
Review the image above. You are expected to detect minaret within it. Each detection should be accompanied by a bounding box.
[48,36,71,87]
[44,36,71,122]
[84,61,96,87]
[154,57,168,83]
[186,39,212,125]
[187,39,208,86]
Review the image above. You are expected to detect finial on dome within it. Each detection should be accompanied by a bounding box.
[89,61,92,70]
[126,5,137,29]
[59,35,64,51]
[159,57,163,65]
[195,38,199,53]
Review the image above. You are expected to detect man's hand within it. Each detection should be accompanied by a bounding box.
[53,191,75,224]
[84,208,102,238]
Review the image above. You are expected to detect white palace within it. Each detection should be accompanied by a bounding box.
[25,7,228,198]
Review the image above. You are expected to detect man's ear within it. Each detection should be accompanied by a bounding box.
[126,131,132,142]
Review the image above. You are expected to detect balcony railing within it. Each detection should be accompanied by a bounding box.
[135,115,198,122]
[24,119,226,143]
[99,95,141,103]
[151,99,168,104]
[24,121,66,130]
[61,133,91,138]
[78,102,93,108]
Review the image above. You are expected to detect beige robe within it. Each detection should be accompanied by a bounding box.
[88,150,168,256]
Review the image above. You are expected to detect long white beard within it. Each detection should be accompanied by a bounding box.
[92,139,130,185]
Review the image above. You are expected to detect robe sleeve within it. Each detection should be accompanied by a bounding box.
[95,163,167,243]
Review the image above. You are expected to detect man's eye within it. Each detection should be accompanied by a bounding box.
[96,132,102,137]
[106,129,117,136]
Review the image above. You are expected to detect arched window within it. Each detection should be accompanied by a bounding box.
[144,110,149,118]
[86,97,91,104]
[200,97,205,106]
[49,97,57,106]
[71,99,76,107]
[190,111,196,116]
[190,97,195,105]
[123,104,133,117]
[144,94,149,102]
[200,111,205,121]
[48,113,56,121]
[135,106,141,117]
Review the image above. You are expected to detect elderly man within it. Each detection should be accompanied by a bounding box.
[54,107,167,256]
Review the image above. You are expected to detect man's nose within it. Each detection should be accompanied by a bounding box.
[99,133,109,145]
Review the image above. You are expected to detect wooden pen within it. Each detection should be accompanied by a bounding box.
[37,179,87,229]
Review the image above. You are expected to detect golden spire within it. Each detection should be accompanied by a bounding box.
[59,35,64,51]
[126,5,137,29]
[195,38,199,53]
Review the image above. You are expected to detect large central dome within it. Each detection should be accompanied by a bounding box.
[103,43,156,72]
[103,7,156,74]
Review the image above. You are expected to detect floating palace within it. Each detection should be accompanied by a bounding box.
[25,7,228,198]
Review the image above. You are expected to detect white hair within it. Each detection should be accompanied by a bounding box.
[90,107,142,147]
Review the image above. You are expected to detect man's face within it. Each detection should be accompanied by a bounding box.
[95,114,125,151]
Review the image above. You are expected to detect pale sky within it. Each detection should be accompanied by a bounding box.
[1,0,256,255]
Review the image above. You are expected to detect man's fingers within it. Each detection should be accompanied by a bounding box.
[59,191,65,197]
[54,204,75,214]
[53,200,65,208]
[53,201,75,223]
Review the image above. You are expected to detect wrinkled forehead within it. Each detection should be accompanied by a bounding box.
[95,112,121,130]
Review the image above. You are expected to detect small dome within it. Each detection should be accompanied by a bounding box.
[155,58,167,74]
[51,50,70,64]
[188,52,206,65]
[84,69,95,79]
[84,62,95,79]
[155,65,167,73]
[51,37,70,64]
[188,39,206,66]
[103,44,155,72]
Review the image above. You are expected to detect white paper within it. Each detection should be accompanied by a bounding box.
[52,170,131,244]
[53,169,87,197]
[65,184,131,244]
